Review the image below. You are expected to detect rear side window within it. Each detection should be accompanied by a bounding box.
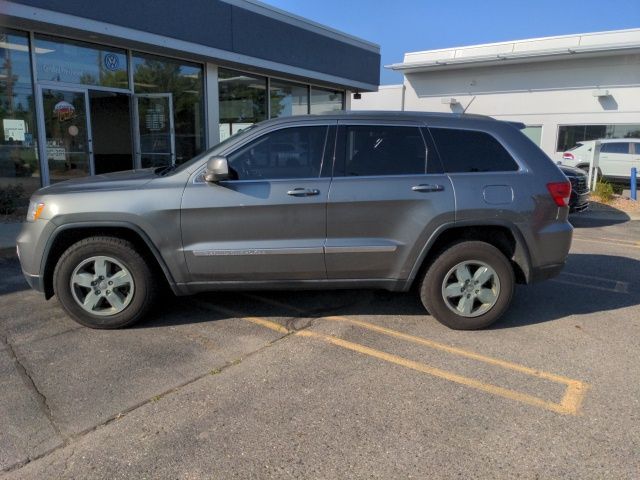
[341,125,426,176]
[600,142,631,154]
[430,128,519,173]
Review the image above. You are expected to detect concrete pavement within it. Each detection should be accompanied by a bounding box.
[1,216,639,478]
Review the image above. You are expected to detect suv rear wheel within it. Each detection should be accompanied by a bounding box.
[419,241,514,330]
[53,236,157,329]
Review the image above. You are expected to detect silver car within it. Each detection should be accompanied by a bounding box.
[17,112,573,330]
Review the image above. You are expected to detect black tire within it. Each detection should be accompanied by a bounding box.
[53,236,157,329]
[419,241,514,330]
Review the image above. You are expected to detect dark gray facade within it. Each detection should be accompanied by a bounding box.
[4,0,380,90]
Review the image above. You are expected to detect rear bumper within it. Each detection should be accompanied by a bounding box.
[530,262,565,283]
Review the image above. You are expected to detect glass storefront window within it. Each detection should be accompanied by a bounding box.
[132,53,205,165]
[270,79,308,118]
[41,88,91,182]
[310,87,344,114]
[218,68,267,141]
[1,28,39,208]
[557,124,640,151]
[34,35,128,89]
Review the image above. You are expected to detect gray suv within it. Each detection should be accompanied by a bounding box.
[17,112,573,330]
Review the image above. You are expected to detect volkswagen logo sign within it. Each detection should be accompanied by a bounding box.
[104,53,120,71]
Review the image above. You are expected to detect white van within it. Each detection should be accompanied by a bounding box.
[560,139,640,179]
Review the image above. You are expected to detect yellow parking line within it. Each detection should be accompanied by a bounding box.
[236,296,589,416]
[573,236,640,249]
[247,294,585,386]
[323,315,579,384]
[551,278,629,294]
[243,315,585,415]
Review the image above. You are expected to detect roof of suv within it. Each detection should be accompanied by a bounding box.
[257,110,499,127]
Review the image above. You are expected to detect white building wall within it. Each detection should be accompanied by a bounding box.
[354,52,640,161]
[351,85,404,111]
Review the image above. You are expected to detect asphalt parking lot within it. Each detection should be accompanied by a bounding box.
[1,214,639,479]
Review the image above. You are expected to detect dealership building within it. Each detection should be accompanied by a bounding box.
[0,0,380,201]
[352,28,640,162]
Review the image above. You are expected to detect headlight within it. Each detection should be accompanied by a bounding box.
[26,201,45,222]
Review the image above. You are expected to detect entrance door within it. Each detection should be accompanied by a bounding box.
[89,90,134,174]
[38,86,92,183]
[134,93,175,168]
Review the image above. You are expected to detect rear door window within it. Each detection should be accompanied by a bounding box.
[429,128,519,173]
[338,125,427,176]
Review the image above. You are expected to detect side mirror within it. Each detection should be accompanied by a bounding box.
[204,156,230,182]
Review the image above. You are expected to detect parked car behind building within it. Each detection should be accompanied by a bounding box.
[560,139,640,181]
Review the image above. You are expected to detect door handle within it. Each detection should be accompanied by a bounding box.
[287,188,320,197]
[412,184,444,192]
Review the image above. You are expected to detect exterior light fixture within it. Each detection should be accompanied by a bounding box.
[592,89,611,98]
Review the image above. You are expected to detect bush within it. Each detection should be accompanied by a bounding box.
[0,184,26,215]
[594,180,614,203]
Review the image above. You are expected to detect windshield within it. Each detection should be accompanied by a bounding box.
[567,142,584,151]
[171,124,258,174]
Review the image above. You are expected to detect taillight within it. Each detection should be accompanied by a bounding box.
[562,152,575,160]
[547,181,572,207]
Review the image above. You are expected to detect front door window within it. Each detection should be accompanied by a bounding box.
[41,88,91,182]
[135,94,175,168]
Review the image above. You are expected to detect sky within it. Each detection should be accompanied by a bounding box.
[261,0,640,85]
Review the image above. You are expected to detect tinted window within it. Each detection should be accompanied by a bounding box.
[556,124,640,151]
[600,142,630,154]
[228,126,327,180]
[342,126,426,176]
[430,128,518,173]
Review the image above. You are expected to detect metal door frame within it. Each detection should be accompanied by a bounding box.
[36,84,94,186]
[133,93,175,169]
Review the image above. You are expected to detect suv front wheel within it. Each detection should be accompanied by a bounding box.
[420,241,515,330]
[53,236,157,329]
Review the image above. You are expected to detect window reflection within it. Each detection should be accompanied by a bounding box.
[218,68,267,141]
[1,28,39,205]
[34,34,128,89]
[270,79,308,118]
[310,87,344,114]
[132,53,205,164]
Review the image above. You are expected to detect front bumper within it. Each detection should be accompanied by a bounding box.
[22,269,44,293]
[16,220,56,294]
